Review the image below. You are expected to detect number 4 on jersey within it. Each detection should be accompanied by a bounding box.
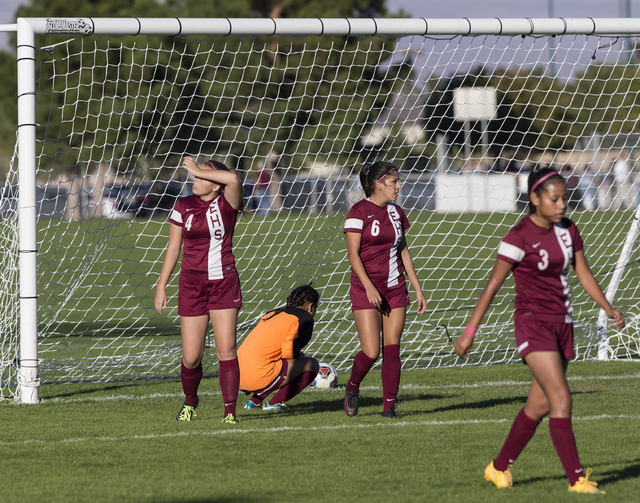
[185,213,194,231]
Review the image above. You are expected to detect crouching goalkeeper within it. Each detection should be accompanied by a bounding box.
[238,285,320,411]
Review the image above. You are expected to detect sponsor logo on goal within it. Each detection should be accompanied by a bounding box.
[45,19,93,35]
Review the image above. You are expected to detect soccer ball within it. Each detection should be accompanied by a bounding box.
[310,362,338,389]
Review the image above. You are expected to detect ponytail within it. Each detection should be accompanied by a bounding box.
[359,161,397,198]
[263,285,320,320]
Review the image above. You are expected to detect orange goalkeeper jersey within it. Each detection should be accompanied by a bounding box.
[238,306,314,392]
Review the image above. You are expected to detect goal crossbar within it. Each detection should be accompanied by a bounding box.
[19,17,640,37]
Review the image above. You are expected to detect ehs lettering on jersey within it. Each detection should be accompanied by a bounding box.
[208,202,224,241]
[206,199,226,279]
[553,224,573,272]
[553,223,574,322]
[386,204,403,287]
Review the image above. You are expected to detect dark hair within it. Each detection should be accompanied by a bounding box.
[264,285,320,320]
[205,159,247,213]
[359,161,397,198]
[527,166,565,214]
[206,159,229,172]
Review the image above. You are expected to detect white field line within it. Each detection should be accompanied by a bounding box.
[14,372,640,405]
[0,414,638,448]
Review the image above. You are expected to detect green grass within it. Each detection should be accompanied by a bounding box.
[1,361,639,502]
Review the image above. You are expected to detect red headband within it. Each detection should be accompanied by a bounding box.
[530,171,559,193]
[378,167,397,182]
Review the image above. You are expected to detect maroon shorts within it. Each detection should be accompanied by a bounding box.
[514,311,574,360]
[178,272,242,316]
[350,277,410,312]
[241,359,288,395]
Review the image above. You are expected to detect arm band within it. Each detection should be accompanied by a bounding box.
[464,325,477,338]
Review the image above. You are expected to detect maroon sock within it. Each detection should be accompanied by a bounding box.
[269,371,317,405]
[181,362,202,406]
[549,417,583,485]
[494,408,541,471]
[219,358,240,417]
[347,351,377,393]
[381,344,401,412]
[253,360,289,404]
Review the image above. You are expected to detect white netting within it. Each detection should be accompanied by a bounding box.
[3,23,640,398]
[0,158,19,399]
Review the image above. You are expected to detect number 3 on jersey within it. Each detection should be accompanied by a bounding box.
[184,213,194,232]
[537,249,549,270]
[371,220,380,236]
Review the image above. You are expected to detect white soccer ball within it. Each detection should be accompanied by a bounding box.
[310,362,338,389]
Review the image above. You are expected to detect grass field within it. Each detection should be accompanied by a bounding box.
[1,361,639,502]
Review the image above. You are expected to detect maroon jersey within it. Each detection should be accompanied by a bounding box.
[343,199,410,288]
[169,194,238,280]
[497,216,584,323]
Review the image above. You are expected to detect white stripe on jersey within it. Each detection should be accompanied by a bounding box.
[386,204,403,287]
[554,224,574,322]
[497,241,525,263]
[206,200,225,280]
[170,209,183,224]
[344,218,363,230]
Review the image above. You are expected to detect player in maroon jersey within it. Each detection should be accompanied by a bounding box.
[155,156,245,424]
[343,161,427,418]
[455,167,624,494]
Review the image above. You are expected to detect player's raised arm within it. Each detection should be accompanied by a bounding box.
[181,156,244,210]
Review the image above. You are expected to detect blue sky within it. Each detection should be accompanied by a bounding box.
[390,0,640,19]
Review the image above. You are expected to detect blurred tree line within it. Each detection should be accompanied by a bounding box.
[0,0,392,182]
[1,0,640,182]
[424,60,640,160]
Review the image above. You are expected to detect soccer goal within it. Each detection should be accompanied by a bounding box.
[3,17,640,403]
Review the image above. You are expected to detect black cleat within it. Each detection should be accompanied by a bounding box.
[344,387,359,417]
[175,398,199,421]
[381,407,398,419]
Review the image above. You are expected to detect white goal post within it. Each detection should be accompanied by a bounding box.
[4,17,640,403]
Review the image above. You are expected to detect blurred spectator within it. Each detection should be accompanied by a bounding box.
[577,164,597,211]
[490,157,508,173]
[562,165,581,210]
[461,159,480,172]
[612,149,633,209]
[596,169,614,209]
[255,162,272,216]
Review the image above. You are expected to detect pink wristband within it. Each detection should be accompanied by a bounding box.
[464,325,477,338]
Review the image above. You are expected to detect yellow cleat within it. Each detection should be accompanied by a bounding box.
[221,413,238,424]
[175,399,198,421]
[484,461,513,489]
[569,469,605,494]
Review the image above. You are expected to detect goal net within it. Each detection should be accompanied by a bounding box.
[2,18,640,400]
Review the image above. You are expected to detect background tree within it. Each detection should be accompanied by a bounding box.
[571,63,640,143]
[0,0,394,182]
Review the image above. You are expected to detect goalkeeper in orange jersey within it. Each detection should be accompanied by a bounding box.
[238,285,320,411]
